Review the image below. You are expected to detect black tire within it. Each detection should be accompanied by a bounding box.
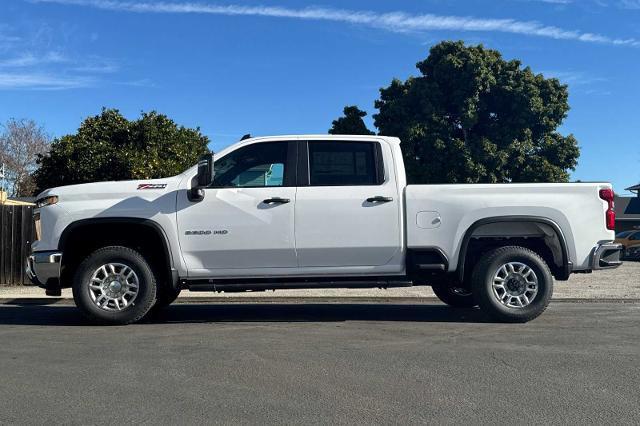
[153,286,181,310]
[431,282,477,308]
[72,246,157,325]
[471,246,553,323]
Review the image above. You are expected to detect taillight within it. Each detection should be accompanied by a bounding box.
[599,188,615,230]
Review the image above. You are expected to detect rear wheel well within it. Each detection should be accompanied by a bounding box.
[59,220,173,290]
[459,220,569,282]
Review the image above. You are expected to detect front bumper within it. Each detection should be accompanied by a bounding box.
[26,251,62,296]
[591,243,623,270]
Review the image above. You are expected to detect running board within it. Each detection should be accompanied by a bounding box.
[183,278,413,293]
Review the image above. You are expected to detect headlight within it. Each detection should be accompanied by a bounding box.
[36,195,58,208]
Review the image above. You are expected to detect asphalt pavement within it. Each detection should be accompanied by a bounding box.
[1,301,639,424]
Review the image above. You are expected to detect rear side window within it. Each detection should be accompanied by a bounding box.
[630,232,640,241]
[308,141,382,186]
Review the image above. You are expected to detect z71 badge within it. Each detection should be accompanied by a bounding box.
[137,183,167,190]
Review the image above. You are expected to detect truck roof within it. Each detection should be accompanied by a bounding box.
[240,134,401,145]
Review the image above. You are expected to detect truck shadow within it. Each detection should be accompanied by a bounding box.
[0,303,488,326]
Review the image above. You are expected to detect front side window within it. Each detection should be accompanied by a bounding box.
[308,141,380,186]
[212,142,288,188]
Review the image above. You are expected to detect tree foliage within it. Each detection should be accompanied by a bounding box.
[333,41,580,184]
[329,106,375,135]
[0,119,50,197]
[34,109,210,192]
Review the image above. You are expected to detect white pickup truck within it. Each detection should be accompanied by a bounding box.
[27,135,623,324]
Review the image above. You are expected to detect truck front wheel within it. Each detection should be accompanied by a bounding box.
[72,246,157,325]
[471,246,553,323]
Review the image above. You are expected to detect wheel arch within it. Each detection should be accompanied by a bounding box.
[456,216,572,282]
[58,217,177,289]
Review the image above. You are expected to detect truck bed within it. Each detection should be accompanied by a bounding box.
[405,182,614,272]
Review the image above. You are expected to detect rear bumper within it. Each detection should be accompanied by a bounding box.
[26,251,62,295]
[591,243,623,270]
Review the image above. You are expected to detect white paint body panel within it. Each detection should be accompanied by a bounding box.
[33,177,187,274]
[176,186,297,274]
[33,134,614,281]
[405,183,614,271]
[295,137,402,270]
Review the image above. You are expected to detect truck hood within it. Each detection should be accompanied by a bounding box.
[37,176,181,202]
[35,175,188,222]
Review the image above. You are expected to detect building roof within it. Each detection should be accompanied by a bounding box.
[625,183,640,193]
[11,196,36,203]
[616,196,640,220]
[0,191,35,206]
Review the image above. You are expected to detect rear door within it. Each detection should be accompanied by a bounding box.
[294,140,402,269]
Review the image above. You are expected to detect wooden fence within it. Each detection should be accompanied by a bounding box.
[0,205,35,286]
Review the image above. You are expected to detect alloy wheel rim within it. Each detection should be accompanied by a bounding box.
[491,262,538,308]
[88,263,139,311]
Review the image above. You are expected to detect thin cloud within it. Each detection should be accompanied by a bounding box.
[541,70,607,85]
[68,56,119,73]
[0,30,22,52]
[0,51,68,67]
[115,77,154,87]
[30,0,640,47]
[541,70,611,95]
[0,72,94,89]
[620,0,640,8]
[0,22,122,89]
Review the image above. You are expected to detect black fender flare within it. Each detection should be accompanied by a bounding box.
[58,217,178,285]
[456,215,572,281]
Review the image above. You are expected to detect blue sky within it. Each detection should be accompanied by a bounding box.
[1,0,639,194]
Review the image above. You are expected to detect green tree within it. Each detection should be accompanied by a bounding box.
[329,106,375,135]
[34,109,209,192]
[333,41,580,184]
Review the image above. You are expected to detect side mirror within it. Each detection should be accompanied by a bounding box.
[196,153,214,187]
[190,153,214,201]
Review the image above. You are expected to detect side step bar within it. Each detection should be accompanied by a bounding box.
[183,278,413,293]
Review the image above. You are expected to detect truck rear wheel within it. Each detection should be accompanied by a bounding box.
[431,282,477,308]
[471,246,553,323]
[72,246,157,325]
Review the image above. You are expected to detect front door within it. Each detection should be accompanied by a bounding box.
[294,140,402,268]
[177,141,297,275]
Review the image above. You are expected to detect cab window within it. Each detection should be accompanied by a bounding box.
[307,141,383,186]
[212,142,290,188]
